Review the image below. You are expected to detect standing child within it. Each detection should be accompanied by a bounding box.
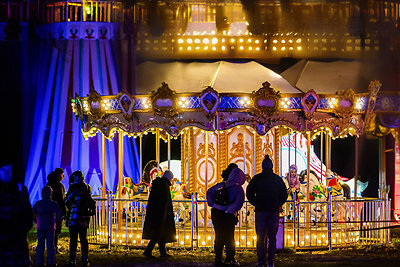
[33,186,62,267]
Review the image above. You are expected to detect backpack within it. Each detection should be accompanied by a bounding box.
[78,192,96,216]
[213,182,230,206]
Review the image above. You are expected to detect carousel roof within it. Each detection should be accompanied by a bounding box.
[136,61,302,94]
[281,60,378,94]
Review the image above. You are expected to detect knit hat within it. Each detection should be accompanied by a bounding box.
[162,170,174,181]
[262,155,273,169]
[222,163,238,181]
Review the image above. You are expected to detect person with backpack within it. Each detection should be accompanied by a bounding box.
[246,155,288,267]
[206,164,245,267]
[64,170,93,267]
[32,186,62,267]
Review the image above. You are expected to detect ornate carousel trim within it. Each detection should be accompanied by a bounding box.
[71,81,398,139]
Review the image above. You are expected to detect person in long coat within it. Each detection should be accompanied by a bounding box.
[142,170,176,257]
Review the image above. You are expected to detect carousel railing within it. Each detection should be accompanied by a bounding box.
[87,192,391,250]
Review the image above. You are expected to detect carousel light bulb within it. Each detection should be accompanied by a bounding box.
[249,47,253,51]
[122,234,125,238]
[186,235,189,239]
[212,38,218,44]
[180,241,184,245]
[137,234,140,238]
[240,46,244,50]
[247,241,251,246]
[297,46,302,51]
[195,38,200,44]
[306,235,309,239]
[187,38,193,44]
[133,240,136,243]
[129,234,132,238]
[236,241,240,246]
[273,39,278,44]
[239,38,244,43]
[207,236,211,240]
[241,236,245,240]
[301,241,304,245]
[203,38,209,44]
[178,39,184,44]
[272,47,277,51]
[202,241,206,245]
[222,46,226,51]
[255,40,259,44]
[253,236,256,240]
[204,46,208,50]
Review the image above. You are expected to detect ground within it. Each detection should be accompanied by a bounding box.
[28,228,400,266]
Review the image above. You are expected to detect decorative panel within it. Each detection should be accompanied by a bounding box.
[227,127,254,176]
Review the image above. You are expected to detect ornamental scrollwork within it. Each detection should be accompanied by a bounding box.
[301,89,319,120]
[199,86,220,120]
[333,88,355,118]
[151,82,178,118]
[87,89,105,120]
[250,81,281,117]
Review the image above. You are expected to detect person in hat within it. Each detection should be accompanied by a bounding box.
[247,155,288,267]
[142,170,176,258]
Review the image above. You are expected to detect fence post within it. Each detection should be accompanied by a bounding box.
[195,192,199,249]
[191,192,194,250]
[293,191,297,250]
[328,193,332,250]
[107,191,112,249]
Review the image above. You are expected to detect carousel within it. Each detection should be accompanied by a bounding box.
[71,61,394,250]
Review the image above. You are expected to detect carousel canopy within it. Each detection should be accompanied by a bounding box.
[281,60,378,94]
[136,61,302,94]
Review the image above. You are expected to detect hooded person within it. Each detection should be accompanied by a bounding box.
[142,170,176,258]
[32,186,62,267]
[247,155,288,267]
[206,166,246,267]
[64,170,92,266]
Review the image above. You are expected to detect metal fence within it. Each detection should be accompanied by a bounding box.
[88,192,391,250]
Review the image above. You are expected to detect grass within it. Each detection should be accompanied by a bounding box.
[27,227,400,266]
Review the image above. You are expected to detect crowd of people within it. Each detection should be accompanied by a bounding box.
[0,155,318,267]
[0,166,94,267]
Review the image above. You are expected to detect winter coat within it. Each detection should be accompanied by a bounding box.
[33,194,62,231]
[142,176,176,243]
[47,175,66,217]
[247,168,288,212]
[64,181,92,228]
[206,167,246,216]
[0,182,32,266]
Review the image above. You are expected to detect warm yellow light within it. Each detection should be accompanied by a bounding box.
[222,46,226,51]
[239,38,244,43]
[249,47,253,50]
[296,38,302,43]
[204,46,208,50]
[236,241,239,246]
[230,38,235,43]
[248,38,252,43]
[186,235,189,239]
[240,46,244,50]
[255,40,259,44]
[203,38,209,44]
[212,47,216,51]
[178,39,184,44]
[195,38,201,44]
[179,47,183,51]
[202,241,206,245]
[212,38,218,44]
[187,38,193,44]
[256,47,260,51]
[187,46,192,51]
[281,47,286,51]
[297,46,302,51]
[273,39,278,44]
[272,47,277,51]
[180,241,184,245]
[196,46,200,50]
[281,40,286,44]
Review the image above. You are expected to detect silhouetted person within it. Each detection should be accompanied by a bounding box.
[142,170,176,257]
[46,168,66,253]
[65,171,92,266]
[247,155,288,267]
[0,164,32,266]
[33,186,62,267]
[207,165,245,267]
